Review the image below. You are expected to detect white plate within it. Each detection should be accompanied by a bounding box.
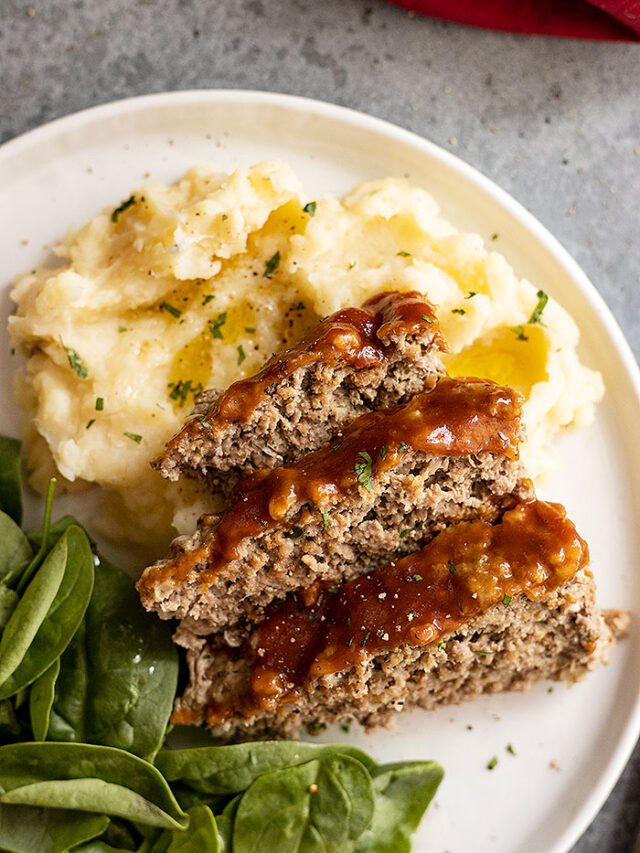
[1,91,639,853]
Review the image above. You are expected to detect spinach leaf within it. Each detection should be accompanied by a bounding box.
[47,554,178,760]
[215,795,240,853]
[74,818,142,851]
[353,761,444,853]
[15,478,57,593]
[0,699,22,740]
[167,806,220,852]
[0,742,188,830]
[156,741,376,796]
[0,436,23,525]
[29,658,61,740]
[169,784,230,814]
[0,803,108,853]
[0,586,19,632]
[101,817,141,849]
[142,833,171,853]
[0,511,32,586]
[47,620,89,743]
[0,525,94,699]
[233,755,374,852]
[26,514,86,553]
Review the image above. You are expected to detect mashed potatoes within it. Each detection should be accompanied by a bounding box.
[9,161,603,552]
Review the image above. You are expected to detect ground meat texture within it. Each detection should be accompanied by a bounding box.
[154,291,446,488]
[139,453,530,636]
[137,376,528,635]
[173,571,628,740]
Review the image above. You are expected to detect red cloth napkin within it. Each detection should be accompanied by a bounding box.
[385,0,640,39]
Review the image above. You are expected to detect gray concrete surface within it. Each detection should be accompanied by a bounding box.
[1,0,638,849]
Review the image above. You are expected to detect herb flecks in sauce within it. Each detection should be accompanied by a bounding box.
[205,499,587,720]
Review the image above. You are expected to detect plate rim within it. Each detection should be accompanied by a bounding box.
[2,88,639,853]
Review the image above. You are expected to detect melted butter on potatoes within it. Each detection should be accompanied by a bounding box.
[9,163,603,553]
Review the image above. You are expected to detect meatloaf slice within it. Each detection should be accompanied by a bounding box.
[137,377,530,636]
[172,499,628,739]
[154,291,446,486]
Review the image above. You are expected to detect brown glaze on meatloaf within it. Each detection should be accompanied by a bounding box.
[137,377,529,635]
[154,291,446,486]
[172,501,626,738]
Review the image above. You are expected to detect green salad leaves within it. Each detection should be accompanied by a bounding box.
[0,438,443,851]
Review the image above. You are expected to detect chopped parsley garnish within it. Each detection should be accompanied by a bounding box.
[400,529,413,538]
[354,451,374,491]
[202,293,215,305]
[458,602,464,614]
[111,195,136,223]
[161,301,182,319]
[237,345,246,366]
[413,573,423,582]
[118,325,128,332]
[309,613,315,621]
[340,724,350,733]
[328,586,340,593]
[397,251,411,257]
[61,341,88,378]
[398,441,411,453]
[465,291,477,299]
[380,444,388,460]
[95,397,104,411]
[263,251,280,278]
[487,757,498,770]
[303,201,317,217]
[511,325,528,342]
[123,432,142,444]
[448,560,456,574]
[244,326,256,334]
[361,631,371,646]
[346,638,353,647]
[196,414,212,429]
[347,261,356,271]
[438,640,447,651]
[490,233,499,241]
[528,289,548,325]
[321,512,330,531]
[502,594,512,605]
[86,419,95,430]
[451,308,466,315]
[421,314,434,324]
[208,312,227,339]
[285,527,305,539]
[168,379,203,407]
[506,744,516,756]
